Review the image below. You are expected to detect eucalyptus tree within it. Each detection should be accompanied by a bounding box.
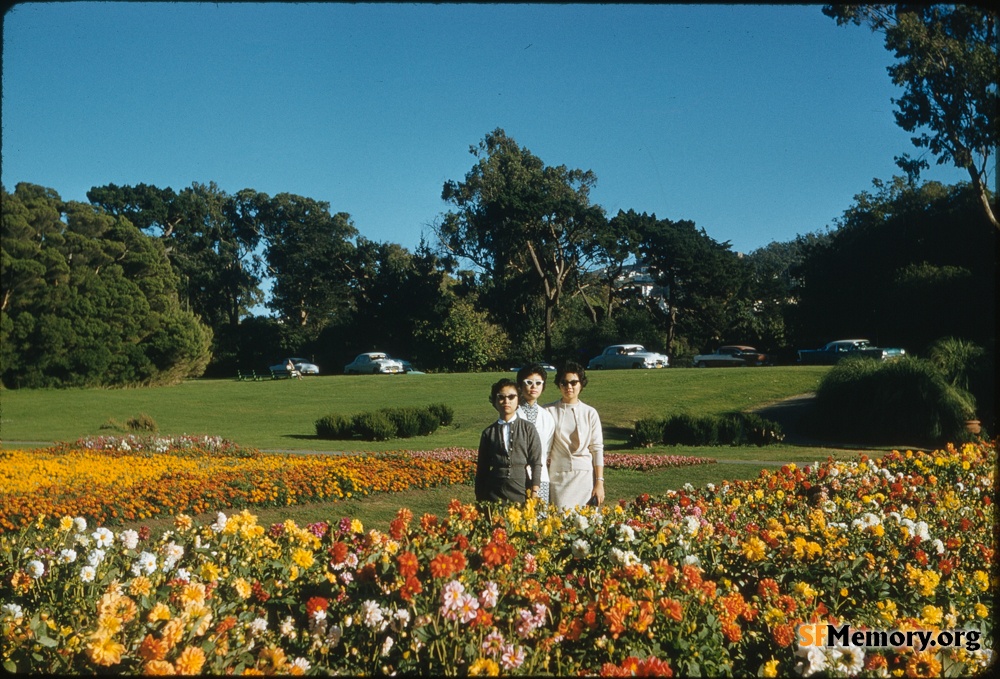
[637,218,747,356]
[437,128,607,357]
[257,192,358,341]
[824,4,998,229]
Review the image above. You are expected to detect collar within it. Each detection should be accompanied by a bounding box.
[496,411,520,426]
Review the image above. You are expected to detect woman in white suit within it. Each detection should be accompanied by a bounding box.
[516,364,555,503]
[545,361,604,510]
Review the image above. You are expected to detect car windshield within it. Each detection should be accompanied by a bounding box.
[370,354,386,360]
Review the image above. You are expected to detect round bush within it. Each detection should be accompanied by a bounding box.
[315,414,354,440]
[381,408,421,439]
[353,411,397,442]
[630,417,665,448]
[428,403,455,426]
[415,408,440,436]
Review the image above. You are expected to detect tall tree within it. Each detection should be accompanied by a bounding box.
[1,183,212,388]
[438,128,606,357]
[258,192,357,340]
[637,218,746,356]
[824,5,998,229]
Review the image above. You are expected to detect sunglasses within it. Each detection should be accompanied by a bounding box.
[495,393,518,401]
[559,379,581,387]
[522,379,545,387]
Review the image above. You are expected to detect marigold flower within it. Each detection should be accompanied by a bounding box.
[143,660,176,675]
[86,634,126,666]
[905,650,942,678]
[174,645,206,674]
[139,634,169,661]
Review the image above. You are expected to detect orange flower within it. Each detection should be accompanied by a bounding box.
[139,634,169,662]
[400,575,422,602]
[142,660,176,675]
[397,551,419,578]
[659,597,683,622]
[905,651,942,678]
[86,634,126,666]
[174,646,206,675]
[305,596,329,618]
[772,623,795,647]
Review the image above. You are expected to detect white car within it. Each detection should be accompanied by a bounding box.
[269,357,320,375]
[344,352,405,375]
[587,344,669,370]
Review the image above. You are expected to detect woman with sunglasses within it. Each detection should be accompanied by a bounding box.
[545,361,604,510]
[516,364,556,504]
[475,378,542,504]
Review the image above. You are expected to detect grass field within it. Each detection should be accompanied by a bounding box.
[1,366,878,534]
[0,366,831,451]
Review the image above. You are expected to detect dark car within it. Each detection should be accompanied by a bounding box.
[692,345,769,367]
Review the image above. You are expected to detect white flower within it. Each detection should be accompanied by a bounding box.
[87,548,106,567]
[394,608,411,626]
[119,529,139,550]
[802,646,830,677]
[58,549,78,564]
[682,554,701,567]
[280,616,296,637]
[175,568,191,582]
[210,512,228,533]
[828,646,865,675]
[571,539,590,559]
[617,524,636,542]
[73,517,88,533]
[361,600,385,629]
[80,566,96,582]
[478,581,499,609]
[684,515,700,536]
[684,483,696,492]
[572,513,590,530]
[2,603,24,620]
[26,559,45,579]
[161,542,184,570]
[249,617,268,635]
[931,539,945,555]
[327,624,343,646]
[441,580,465,611]
[914,521,931,541]
[92,527,114,548]
[381,635,395,656]
[134,551,157,575]
[290,658,311,672]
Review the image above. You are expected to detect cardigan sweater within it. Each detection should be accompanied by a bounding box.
[475,415,542,503]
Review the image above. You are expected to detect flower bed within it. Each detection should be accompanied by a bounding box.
[1,441,993,675]
[0,439,713,533]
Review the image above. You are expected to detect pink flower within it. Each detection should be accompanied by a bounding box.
[482,631,505,657]
[479,581,499,609]
[501,644,526,669]
[457,593,479,623]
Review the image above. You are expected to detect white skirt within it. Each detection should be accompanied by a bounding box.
[548,469,593,509]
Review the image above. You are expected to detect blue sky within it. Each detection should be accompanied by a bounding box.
[2,2,970,255]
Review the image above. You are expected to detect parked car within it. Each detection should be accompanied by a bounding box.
[344,352,405,374]
[692,345,769,367]
[587,344,669,370]
[797,339,906,365]
[509,362,557,374]
[268,357,320,376]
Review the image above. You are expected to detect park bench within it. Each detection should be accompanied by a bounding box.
[236,370,264,381]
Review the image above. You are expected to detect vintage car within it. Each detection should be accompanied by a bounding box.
[692,345,769,367]
[587,344,669,370]
[268,357,320,376]
[797,339,906,365]
[344,352,405,374]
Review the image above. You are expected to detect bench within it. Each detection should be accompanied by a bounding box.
[237,370,264,381]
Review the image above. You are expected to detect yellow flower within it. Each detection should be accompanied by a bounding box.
[174,645,206,674]
[233,578,252,599]
[129,576,153,598]
[776,490,785,501]
[291,548,315,569]
[289,565,300,581]
[468,657,500,676]
[95,613,122,637]
[877,600,898,625]
[350,519,364,534]
[200,562,221,583]
[741,536,767,562]
[974,603,988,618]
[148,602,172,623]
[143,660,176,675]
[180,582,207,608]
[762,658,780,678]
[174,514,193,531]
[794,582,817,599]
[59,516,74,531]
[920,605,943,626]
[161,618,186,650]
[86,634,126,666]
[972,570,989,592]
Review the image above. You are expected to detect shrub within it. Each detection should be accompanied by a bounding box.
[654,412,783,446]
[427,403,455,426]
[415,408,440,436]
[315,414,355,440]
[352,411,396,442]
[126,413,158,433]
[381,408,421,439]
[630,418,665,448]
[810,357,973,445]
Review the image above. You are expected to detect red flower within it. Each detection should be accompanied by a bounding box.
[757,578,780,600]
[397,551,419,578]
[305,596,329,618]
[772,623,795,647]
[329,541,349,565]
[658,597,683,622]
[399,575,422,602]
[389,518,407,540]
[635,656,673,676]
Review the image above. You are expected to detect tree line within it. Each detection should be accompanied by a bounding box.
[2,135,994,388]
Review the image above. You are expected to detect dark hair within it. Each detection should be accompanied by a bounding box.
[556,361,588,388]
[516,364,548,385]
[490,378,520,402]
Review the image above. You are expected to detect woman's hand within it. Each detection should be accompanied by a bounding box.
[592,478,605,505]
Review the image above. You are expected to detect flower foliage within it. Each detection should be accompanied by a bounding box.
[0,441,994,676]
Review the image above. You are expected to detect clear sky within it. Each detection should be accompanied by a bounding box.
[2,2,970,255]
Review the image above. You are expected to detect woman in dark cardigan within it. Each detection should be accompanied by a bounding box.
[475,378,542,503]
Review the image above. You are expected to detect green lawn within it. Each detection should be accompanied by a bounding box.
[1,366,830,452]
[5,365,871,536]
